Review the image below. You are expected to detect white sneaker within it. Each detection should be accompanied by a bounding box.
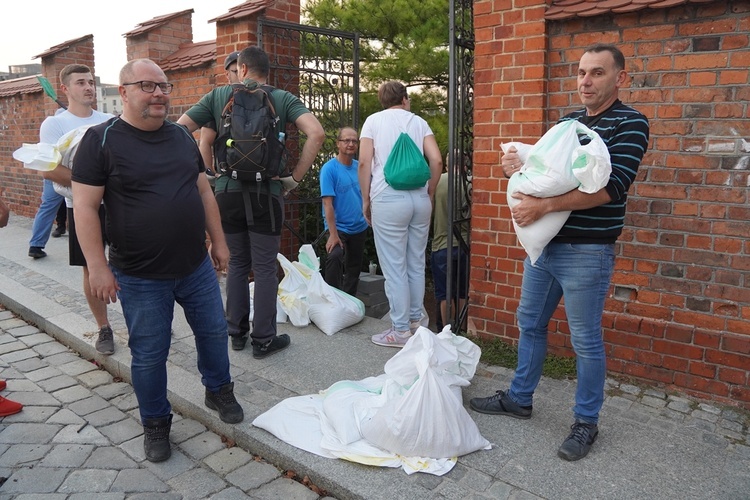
[409,315,430,334]
[371,327,412,348]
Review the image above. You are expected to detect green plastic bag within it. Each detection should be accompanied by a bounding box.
[383,133,431,190]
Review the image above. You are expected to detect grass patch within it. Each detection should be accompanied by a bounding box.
[470,335,577,380]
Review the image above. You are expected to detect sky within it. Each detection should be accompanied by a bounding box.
[0,0,243,85]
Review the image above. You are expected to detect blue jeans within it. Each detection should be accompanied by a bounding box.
[29,179,64,248]
[371,186,431,331]
[112,255,231,422]
[508,243,615,424]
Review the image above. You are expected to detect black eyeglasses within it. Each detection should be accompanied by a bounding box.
[122,81,174,94]
[338,139,359,144]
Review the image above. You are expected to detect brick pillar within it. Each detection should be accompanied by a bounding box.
[471,0,548,339]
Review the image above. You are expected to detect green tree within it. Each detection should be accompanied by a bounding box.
[303,0,450,153]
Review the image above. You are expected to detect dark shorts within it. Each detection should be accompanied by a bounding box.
[68,206,107,267]
[431,246,469,301]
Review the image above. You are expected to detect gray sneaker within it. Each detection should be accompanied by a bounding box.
[558,421,598,461]
[469,390,532,419]
[95,326,115,355]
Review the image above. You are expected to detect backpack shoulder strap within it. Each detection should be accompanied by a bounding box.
[260,84,279,121]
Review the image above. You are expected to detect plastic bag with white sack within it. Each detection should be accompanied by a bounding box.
[12,143,61,172]
[503,120,611,265]
[276,253,313,327]
[302,245,365,335]
[13,125,95,199]
[53,125,94,200]
[252,325,491,475]
[360,326,490,458]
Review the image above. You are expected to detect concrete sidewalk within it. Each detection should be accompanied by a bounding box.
[1,213,748,499]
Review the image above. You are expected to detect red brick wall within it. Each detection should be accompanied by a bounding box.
[0,92,49,218]
[126,13,194,63]
[473,0,750,407]
[0,37,96,218]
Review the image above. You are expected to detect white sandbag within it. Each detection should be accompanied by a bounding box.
[253,390,455,475]
[252,325,488,475]
[360,327,490,458]
[276,253,312,327]
[252,394,336,458]
[12,142,61,171]
[13,124,93,175]
[305,250,365,335]
[503,120,611,264]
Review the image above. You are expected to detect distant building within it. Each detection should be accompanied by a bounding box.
[0,64,42,81]
[95,80,121,115]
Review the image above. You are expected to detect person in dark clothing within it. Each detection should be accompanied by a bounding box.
[72,59,243,463]
[52,200,67,237]
[177,46,325,358]
[470,44,650,462]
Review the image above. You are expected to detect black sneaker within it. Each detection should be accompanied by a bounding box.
[205,382,244,424]
[143,414,172,462]
[95,326,115,355]
[51,225,66,238]
[469,390,532,419]
[28,246,47,259]
[558,421,599,461]
[252,334,290,359]
[230,333,248,351]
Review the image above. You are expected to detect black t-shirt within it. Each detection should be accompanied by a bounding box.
[72,117,208,279]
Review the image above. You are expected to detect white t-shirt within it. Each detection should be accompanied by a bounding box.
[360,108,434,201]
[40,109,113,207]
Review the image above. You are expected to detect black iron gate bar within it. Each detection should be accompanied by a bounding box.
[257,17,360,258]
[446,0,474,330]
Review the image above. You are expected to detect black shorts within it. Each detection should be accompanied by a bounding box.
[68,206,107,267]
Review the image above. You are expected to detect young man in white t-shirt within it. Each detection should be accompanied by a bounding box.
[39,64,115,355]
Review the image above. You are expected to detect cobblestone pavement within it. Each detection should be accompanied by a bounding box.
[0,307,333,499]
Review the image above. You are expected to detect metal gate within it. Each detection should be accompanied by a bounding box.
[258,18,360,258]
[446,0,474,330]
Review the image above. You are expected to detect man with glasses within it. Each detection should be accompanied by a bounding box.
[72,59,243,463]
[177,46,325,357]
[319,127,369,296]
[199,51,242,186]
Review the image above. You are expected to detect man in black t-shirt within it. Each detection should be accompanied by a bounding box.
[72,59,243,463]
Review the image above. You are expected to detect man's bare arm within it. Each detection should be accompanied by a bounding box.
[176,114,200,133]
[42,164,72,186]
[72,182,118,303]
[199,127,217,171]
[511,188,613,227]
[288,113,325,181]
[423,135,443,198]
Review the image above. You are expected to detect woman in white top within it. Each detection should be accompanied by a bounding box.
[358,81,443,347]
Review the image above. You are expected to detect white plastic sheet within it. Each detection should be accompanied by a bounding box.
[252,326,491,475]
[503,120,611,265]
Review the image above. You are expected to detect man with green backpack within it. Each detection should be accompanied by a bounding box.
[177,46,324,358]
